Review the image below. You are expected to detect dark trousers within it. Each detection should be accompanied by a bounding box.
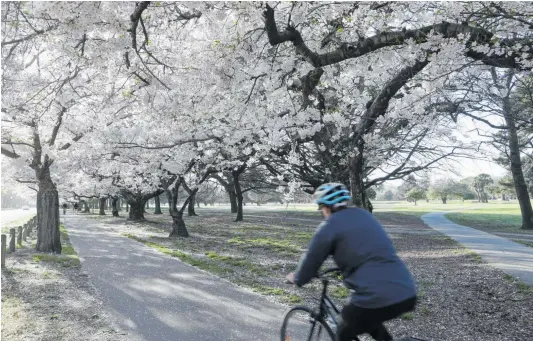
[337,297,417,341]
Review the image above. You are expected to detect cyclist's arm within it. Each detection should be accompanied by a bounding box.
[294,222,334,287]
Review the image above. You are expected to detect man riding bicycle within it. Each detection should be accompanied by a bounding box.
[286,183,417,341]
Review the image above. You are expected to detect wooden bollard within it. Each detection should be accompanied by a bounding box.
[17,226,22,246]
[25,223,31,237]
[1,234,6,267]
[22,226,27,242]
[9,228,15,253]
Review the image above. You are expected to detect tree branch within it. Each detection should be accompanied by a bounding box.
[1,147,20,159]
[263,5,531,69]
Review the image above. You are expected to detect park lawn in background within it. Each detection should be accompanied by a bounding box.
[445,204,533,234]
[1,213,36,234]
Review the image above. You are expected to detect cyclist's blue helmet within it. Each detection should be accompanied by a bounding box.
[313,182,351,208]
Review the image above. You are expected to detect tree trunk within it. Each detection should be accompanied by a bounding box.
[111,197,119,217]
[348,148,371,212]
[166,189,178,215]
[233,170,245,222]
[229,191,238,213]
[236,194,244,222]
[126,204,129,212]
[80,200,90,213]
[414,200,417,206]
[442,197,447,204]
[196,201,200,208]
[502,193,507,201]
[36,175,61,253]
[503,98,533,229]
[128,200,146,221]
[154,195,162,214]
[169,211,189,237]
[99,197,106,215]
[187,193,198,216]
[117,198,122,211]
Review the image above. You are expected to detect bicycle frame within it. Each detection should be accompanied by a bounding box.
[318,277,341,327]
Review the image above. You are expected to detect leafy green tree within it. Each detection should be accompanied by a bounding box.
[405,188,427,206]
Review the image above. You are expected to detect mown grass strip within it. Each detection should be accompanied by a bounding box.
[122,233,303,304]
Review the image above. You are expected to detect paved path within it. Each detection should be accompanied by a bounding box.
[62,214,298,341]
[421,212,533,285]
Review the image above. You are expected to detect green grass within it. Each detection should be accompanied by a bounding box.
[1,214,35,234]
[245,283,303,304]
[445,207,527,232]
[400,312,414,320]
[513,239,533,248]
[331,286,350,299]
[30,224,79,267]
[122,233,302,304]
[370,201,530,225]
[32,253,80,267]
[122,234,233,275]
[465,250,483,263]
[228,236,301,254]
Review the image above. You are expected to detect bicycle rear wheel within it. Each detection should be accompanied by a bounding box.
[280,306,335,341]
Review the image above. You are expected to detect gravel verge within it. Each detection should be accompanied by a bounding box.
[1,223,127,341]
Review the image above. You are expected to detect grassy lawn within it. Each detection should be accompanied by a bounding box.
[445,205,533,234]
[1,213,35,234]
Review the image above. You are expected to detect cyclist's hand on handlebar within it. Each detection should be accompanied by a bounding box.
[285,272,295,285]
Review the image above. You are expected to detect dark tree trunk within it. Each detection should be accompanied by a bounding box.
[229,191,238,213]
[128,200,146,221]
[169,211,189,237]
[196,201,200,208]
[117,198,122,211]
[126,204,129,212]
[442,197,447,204]
[187,193,198,216]
[213,173,238,213]
[36,174,61,253]
[349,147,372,212]
[80,200,90,213]
[166,189,178,215]
[99,197,106,215]
[111,197,119,217]
[154,195,162,214]
[233,167,246,222]
[103,198,108,210]
[146,200,150,209]
[503,97,533,229]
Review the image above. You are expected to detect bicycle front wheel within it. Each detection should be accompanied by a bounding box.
[280,306,335,341]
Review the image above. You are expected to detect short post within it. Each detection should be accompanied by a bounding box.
[22,226,27,242]
[1,234,6,267]
[9,228,16,253]
[25,223,31,237]
[17,226,22,246]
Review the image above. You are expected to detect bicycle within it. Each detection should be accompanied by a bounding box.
[280,267,341,341]
[280,267,426,341]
